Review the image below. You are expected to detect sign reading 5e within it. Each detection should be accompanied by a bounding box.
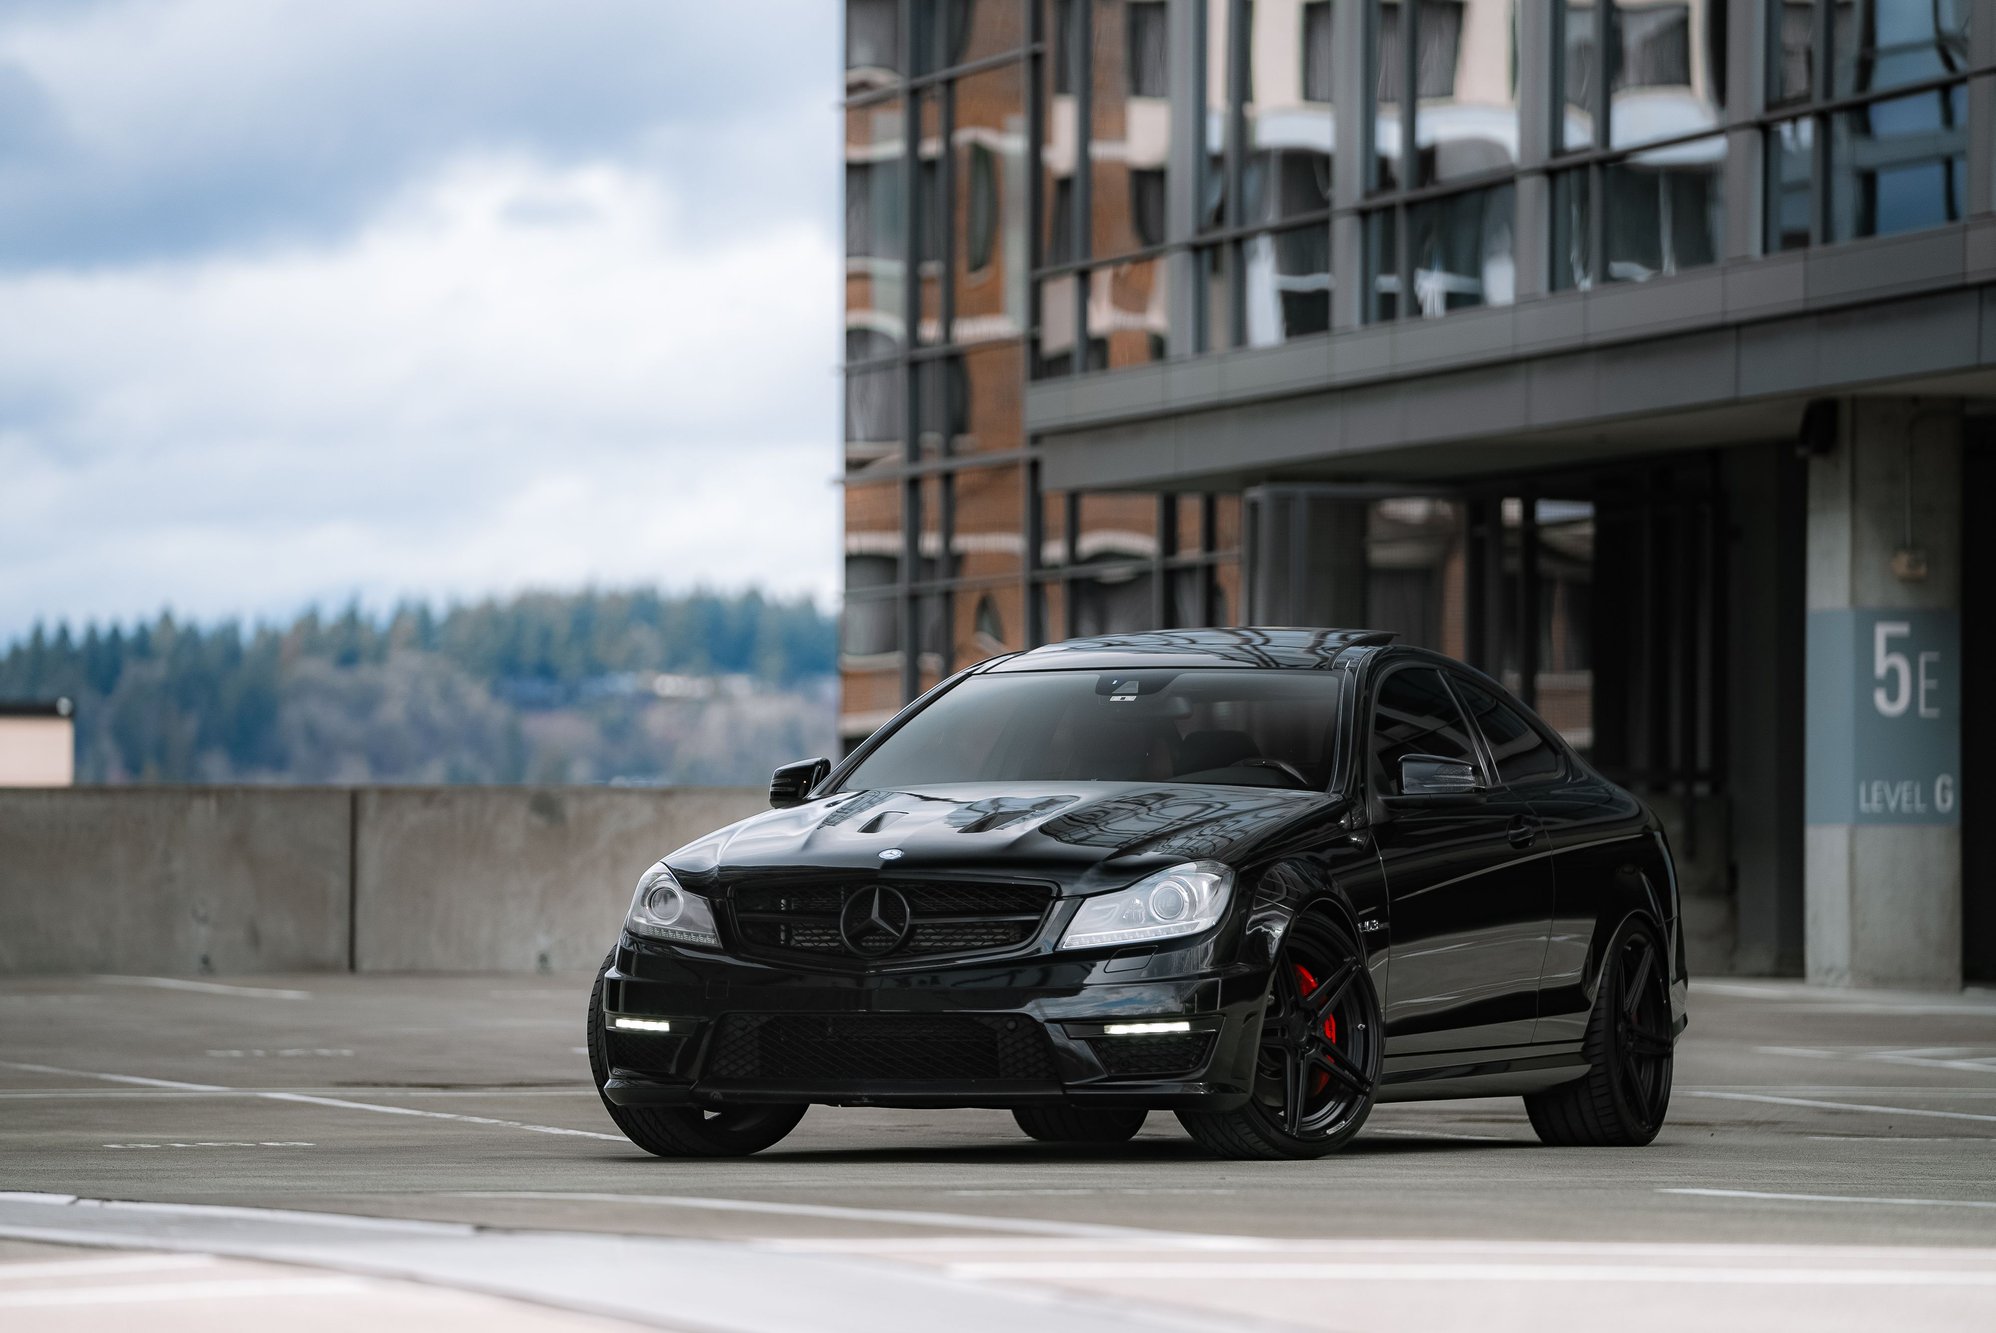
[1806,609,1960,826]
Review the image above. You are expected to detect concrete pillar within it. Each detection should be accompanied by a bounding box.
[1805,399,1964,989]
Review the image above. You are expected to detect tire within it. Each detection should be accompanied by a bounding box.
[1011,1106,1148,1144]
[1175,912,1382,1160]
[1524,919,1674,1147]
[587,952,806,1158]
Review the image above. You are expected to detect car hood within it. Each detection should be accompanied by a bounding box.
[668,781,1344,893]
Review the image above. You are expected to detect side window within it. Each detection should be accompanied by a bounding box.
[1370,667,1481,796]
[1452,678,1563,785]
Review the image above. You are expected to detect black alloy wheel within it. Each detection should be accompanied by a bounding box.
[1011,1106,1148,1144]
[1525,920,1674,1146]
[1176,913,1382,1160]
[586,955,806,1158]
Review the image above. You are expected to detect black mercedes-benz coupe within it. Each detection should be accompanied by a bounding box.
[587,628,1686,1160]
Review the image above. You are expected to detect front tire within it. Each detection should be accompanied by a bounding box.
[1524,920,1674,1147]
[587,952,805,1158]
[1176,912,1382,1160]
[1011,1106,1147,1143]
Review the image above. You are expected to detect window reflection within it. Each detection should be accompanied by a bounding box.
[1768,0,1814,105]
[1604,137,1723,281]
[1833,0,1972,98]
[1089,256,1172,367]
[1409,184,1514,316]
[1829,85,1968,242]
[1766,116,1814,251]
[1561,1,1727,152]
[847,100,907,335]
[846,0,902,94]
[1244,224,1331,344]
[1091,0,1175,259]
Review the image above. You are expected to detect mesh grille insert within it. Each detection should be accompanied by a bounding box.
[1089,1031,1216,1078]
[605,1030,689,1075]
[704,1013,1058,1083]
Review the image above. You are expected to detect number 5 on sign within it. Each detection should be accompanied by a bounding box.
[1874,621,1945,720]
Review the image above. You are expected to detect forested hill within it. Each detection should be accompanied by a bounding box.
[0,590,837,785]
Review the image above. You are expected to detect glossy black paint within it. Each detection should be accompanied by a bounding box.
[597,628,1684,1113]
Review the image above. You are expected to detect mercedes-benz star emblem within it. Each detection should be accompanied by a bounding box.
[839,885,912,957]
[878,848,904,860]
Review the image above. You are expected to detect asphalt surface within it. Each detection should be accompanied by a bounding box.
[3,973,1995,1331]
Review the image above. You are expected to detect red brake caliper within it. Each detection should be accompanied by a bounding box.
[1294,965,1337,1096]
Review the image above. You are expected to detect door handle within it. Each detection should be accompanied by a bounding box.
[1507,816,1539,850]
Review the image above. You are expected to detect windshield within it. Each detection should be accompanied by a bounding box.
[840,669,1344,791]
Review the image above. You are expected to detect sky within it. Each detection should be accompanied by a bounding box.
[0,0,843,642]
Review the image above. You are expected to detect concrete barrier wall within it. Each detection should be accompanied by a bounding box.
[0,788,353,975]
[353,787,763,973]
[0,786,765,975]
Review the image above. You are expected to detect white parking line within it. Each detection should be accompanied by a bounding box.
[939,1259,1996,1287]
[0,1277,366,1307]
[0,1254,218,1281]
[92,976,312,1000]
[457,1190,1189,1239]
[1689,1090,1996,1123]
[1662,1188,1996,1212]
[0,1060,623,1142]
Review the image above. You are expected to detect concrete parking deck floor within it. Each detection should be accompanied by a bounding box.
[3,974,1995,1331]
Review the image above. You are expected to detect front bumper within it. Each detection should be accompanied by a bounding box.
[598,936,1271,1111]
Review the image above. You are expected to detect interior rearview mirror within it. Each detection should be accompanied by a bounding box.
[769,756,830,809]
[1399,753,1480,797]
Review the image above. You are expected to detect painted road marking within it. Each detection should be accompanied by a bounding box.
[1662,1188,1996,1212]
[92,976,312,1000]
[205,1049,354,1058]
[3,1192,475,1234]
[1755,1045,1996,1075]
[104,1142,316,1149]
[0,1060,623,1142]
[1364,1126,1512,1142]
[0,1254,218,1281]
[459,1191,1213,1240]
[937,1259,1996,1287]
[0,1277,367,1307]
[1689,1090,1996,1123]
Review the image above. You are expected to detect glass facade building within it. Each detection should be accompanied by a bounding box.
[841,1,1995,987]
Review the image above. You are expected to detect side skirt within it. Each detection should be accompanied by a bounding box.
[1376,1042,1589,1102]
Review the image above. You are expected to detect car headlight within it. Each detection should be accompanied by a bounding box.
[623,861,720,948]
[1058,861,1233,951]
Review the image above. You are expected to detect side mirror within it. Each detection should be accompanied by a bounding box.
[1399,753,1481,798]
[769,757,830,809]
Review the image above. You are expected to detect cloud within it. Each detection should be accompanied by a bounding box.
[0,0,838,267]
[0,151,842,636]
[0,1,844,640]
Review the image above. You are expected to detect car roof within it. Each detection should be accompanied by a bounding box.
[982,627,1398,673]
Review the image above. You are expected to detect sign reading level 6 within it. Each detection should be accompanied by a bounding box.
[1806,609,1960,826]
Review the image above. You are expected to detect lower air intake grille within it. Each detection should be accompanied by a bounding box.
[606,1030,689,1075]
[1089,1031,1215,1078]
[704,1013,1057,1083]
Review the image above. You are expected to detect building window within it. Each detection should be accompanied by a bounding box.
[1363,0,1518,322]
[1033,0,1179,377]
[1126,0,1168,97]
[846,0,901,92]
[1302,0,1335,103]
[967,144,999,272]
[1550,1,1725,290]
[1759,0,1970,250]
[1196,0,1337,350]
